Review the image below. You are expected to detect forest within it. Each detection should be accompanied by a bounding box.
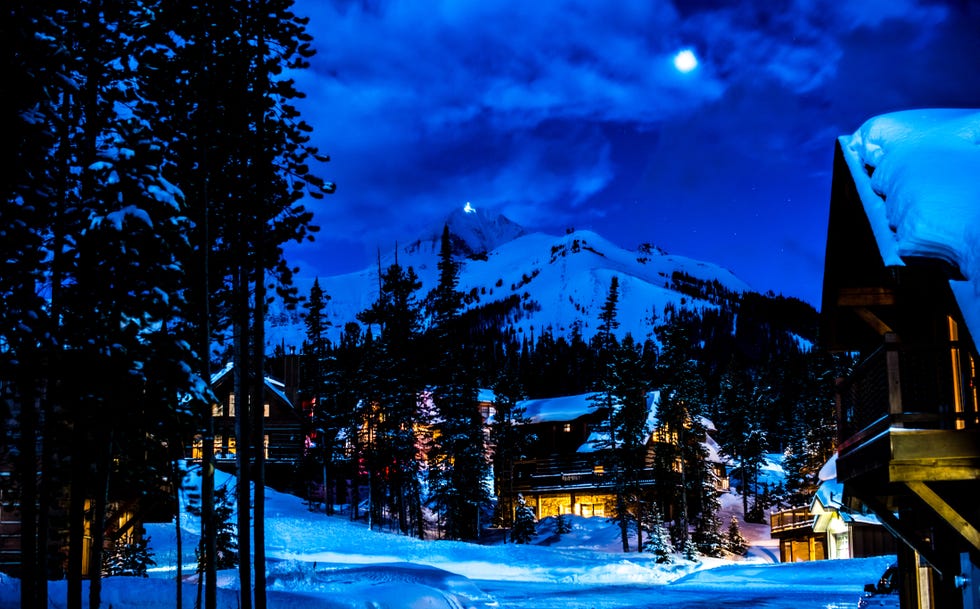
[2,3,331,609]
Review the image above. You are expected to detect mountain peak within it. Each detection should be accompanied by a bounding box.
[440,203,527,258]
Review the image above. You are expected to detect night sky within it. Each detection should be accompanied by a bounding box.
[287,0,980,308]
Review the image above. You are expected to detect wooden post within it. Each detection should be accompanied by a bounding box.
[885,333,903,419]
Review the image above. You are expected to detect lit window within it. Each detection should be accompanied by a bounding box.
[229,393,236,418]
[950,316,966,429]
[264,403,271,417]
[563,423,571,433]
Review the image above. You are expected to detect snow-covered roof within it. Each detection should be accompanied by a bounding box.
[519,392,602,423]
[841,109,980,340]
[519,390,662,425]
[210,362,294,408]
[477,388,496,403]
[811,454,881,527]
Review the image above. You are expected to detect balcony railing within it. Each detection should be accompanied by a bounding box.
[770,506,813,534]
[836,336,968,450]
[512,455,729,493]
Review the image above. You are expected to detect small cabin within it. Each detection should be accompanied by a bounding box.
[191,363,306,466]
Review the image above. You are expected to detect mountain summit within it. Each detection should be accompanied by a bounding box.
[407,204,527,259]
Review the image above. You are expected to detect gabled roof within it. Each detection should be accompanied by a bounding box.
[811,454,880,527]
[210,362,294,408]
[839,109,980,340]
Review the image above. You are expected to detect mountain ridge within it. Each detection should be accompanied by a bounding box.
[267,207,752,348]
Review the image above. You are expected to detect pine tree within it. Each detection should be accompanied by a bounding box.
[642,509,675,564]
[554,512,572,537]
[358,259,427,536]
[489,344,532,536]
[782,349,842,505]
[102,525,156,578]
[511,495,537,544]
[584,278,655,553]
[683,537,700,562]
[715,357,772,521]
[652,312,708,550]
[302,279,345,515]
[426,225,489,540]
[726,515,748,556]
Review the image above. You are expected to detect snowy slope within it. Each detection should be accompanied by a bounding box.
[268,208,750,348]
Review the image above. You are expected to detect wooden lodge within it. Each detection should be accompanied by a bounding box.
[506,391,729,520]
[822,110,980,608]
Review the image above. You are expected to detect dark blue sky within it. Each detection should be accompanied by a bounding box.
[288,0,980,307]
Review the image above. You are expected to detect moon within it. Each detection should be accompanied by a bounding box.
[673,49,698,73]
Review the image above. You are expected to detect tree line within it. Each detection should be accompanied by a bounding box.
[2,3,331,609]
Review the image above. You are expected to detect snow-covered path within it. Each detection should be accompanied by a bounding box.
[478,580,858,609]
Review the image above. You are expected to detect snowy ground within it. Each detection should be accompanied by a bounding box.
[0,467,893,608]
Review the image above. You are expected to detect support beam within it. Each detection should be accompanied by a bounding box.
[860,495,945,576]
[836,287,898,307]
[906,481,980,554]
[854,307,895,336]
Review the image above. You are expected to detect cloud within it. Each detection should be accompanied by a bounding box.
[291,0,730,263]
[288,0,975,299]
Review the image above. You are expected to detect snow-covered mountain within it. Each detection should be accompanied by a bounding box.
[267,207,751,348]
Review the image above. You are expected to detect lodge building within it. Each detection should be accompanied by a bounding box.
[821,109,980,608]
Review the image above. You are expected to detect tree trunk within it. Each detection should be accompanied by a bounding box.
[18,392,38,609]
[741,458,749,516]
[88,432,112,609]
[37,394,52,608]
[678,427,689,545]
[618,495,630,552]
[202,427,216,609]
[636,502,644,553]
[252,264,267,609]
[172,459,183,609]
[67,414,87,609]
[234,281,252,609]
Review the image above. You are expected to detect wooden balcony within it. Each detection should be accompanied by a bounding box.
[835,334,980,502]
[770,506,813,537]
